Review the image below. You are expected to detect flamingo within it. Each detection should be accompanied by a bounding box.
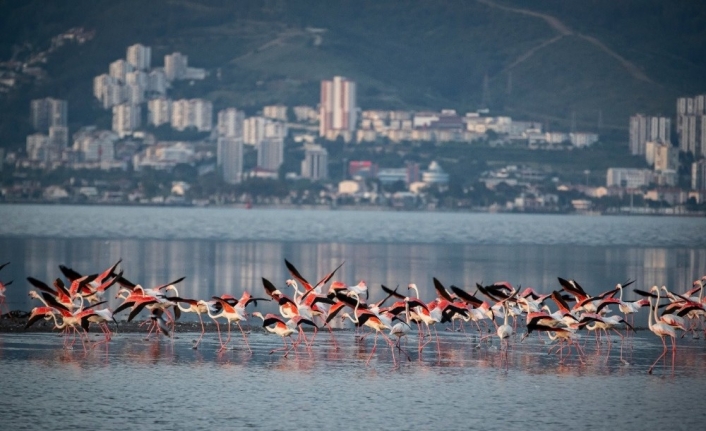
[114,287,172,339]
[408,283,443,357]
[284,259,344,295]
[251,312,317,357]
[546,328,585,364]
[646,286,677,374]
[80,302,119,346]
[59,260,122,304]
[25,306,60,329]
[27,277,77,311]
[389,299,413,362]
[656,287,687,334]
[489,300,514,368]
[340,299,396,366]
[167,297,215,349]
[207,293,254,353]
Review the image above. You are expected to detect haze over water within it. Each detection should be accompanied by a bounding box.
[1,204,706,429]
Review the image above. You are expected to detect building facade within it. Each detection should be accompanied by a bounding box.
[147,97,172,127]
[126,44,151,70]
[263,105,288,121]
[171,99,212,131]
[257,137,284,171]
[30,98,68,132]
[217,108,245,138]
[629,114,670,156]
[692,159,706,191]
[112,103,141,137]
[606,168,654,188]
[164,52,188,81]
[73,128,119,162]
[319,76,357,140]
[218,137,244,184]
[301,144,328,180]
[645,141,679,171]
[109,59,133,83]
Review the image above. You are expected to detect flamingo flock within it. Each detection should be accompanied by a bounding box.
[3,258,705,374]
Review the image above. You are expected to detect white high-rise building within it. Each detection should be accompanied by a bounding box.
[165,52,188,81]
[258,137,284,171]
[102,81,125,109]
[677,95,706,115]
[126,70,148,88]
[93,74,113,100]
[125,83,144,105]
[244,116,267,146]
[148,69,167,95]
[645,141,679,171]
[171,99,190,131]
[263,105,288,121]
[26,133,51,162]
[73,128,118,162]
[678,114,706,158]
[319,76,357,138]
[301,144,328,180]
[190,99,212,132]
[293,105,318,123]
[629,114,670,156]
[30,98,68,132]
[217,109,244,177]
[49,126,69,149]
[265,121,287,139]
[606,168,654,188]
[126,44,151,70]
[219,137,244,184]
[692,159,706,190]
[148,97,172,127]
[218,108,245,138]
[170,99,212,131]
[109,59,133,83]
[677,94,706,157]
[112,104,141,137]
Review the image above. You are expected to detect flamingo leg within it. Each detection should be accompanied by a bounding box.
[648,336,668,374]
[366,332,379,366]
[324,321,339,350]
[434,325,441,359]
[236,321,251,353]
[192,313,205,349]
[270,337,290,357]
[395,336,411,362]
[670,335,676,374]
[213,319,224,349]
[222,321,232,351]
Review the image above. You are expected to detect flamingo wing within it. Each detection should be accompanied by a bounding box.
[451,286,483,308]
[433,277,454,302]
[26,277,57,295]
[261,277,281,300]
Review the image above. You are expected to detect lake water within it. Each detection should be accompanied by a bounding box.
[1,204,706,429]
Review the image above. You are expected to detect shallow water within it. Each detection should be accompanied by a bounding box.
[1,205,705,428]
[1,330,705,430]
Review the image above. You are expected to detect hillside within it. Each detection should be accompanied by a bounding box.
[1,0,705,149]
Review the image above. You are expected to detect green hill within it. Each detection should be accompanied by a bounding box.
[1,0,704,149]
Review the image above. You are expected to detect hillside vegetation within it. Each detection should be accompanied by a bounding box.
[1,0,705,148]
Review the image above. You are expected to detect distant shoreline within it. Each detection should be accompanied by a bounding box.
[1,200,704,217]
